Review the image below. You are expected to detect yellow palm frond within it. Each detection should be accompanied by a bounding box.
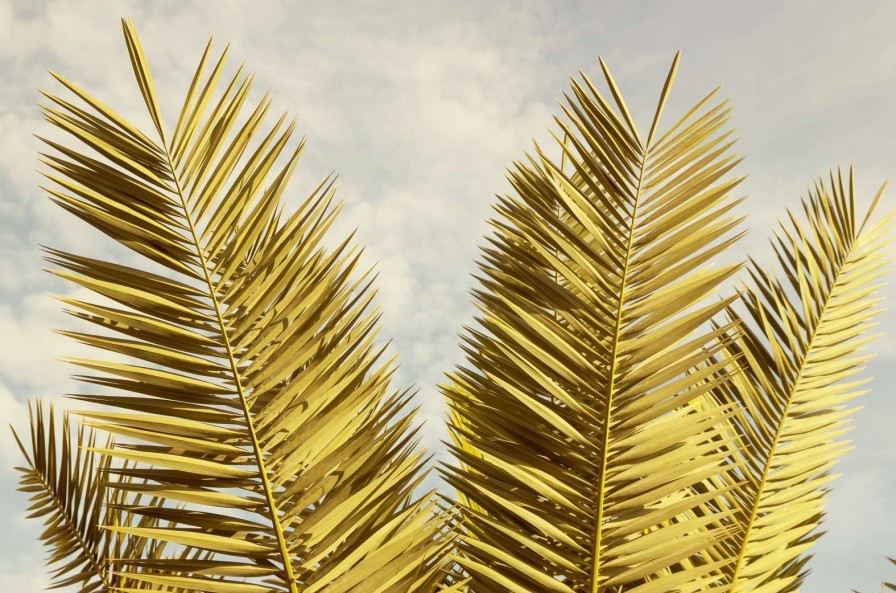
[39,18,449,593]
[11,400,177,592]
[706,169,893,593]
[442,52,749,593]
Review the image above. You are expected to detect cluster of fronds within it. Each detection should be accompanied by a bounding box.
[10,18,893,593]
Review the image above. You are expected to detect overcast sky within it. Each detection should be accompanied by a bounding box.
[1,1,894,591]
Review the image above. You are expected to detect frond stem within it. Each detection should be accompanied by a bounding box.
[163,152,299,593]
[589,147,648,593]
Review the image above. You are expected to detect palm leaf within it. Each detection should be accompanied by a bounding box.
[705,168,893,593]
[441,53,749,592]
[11,400,175,592]
[39,18,448,593]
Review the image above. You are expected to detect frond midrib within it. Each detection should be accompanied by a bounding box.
[161,149,298,592]
[589,145,647,593]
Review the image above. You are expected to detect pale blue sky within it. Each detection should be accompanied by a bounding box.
[1,1,894,591]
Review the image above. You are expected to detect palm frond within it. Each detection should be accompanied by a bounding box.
[441,53,749,592]
[11,400,172,592]
[706,169,893,593]
[39,18,449,593]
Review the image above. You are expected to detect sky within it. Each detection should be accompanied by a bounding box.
[0,1,894,591]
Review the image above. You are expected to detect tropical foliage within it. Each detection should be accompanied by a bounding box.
[443,53,749,593]
[17,17,450,593]
[13,402,167,592]
[10,18,893,593]
[441,55,893,593]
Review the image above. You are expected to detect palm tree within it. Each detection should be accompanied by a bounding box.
[18,18,451,593]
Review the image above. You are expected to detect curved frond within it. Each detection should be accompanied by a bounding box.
[442,53,748,592]
[11,401,171,592]
[708,169,894,593]
[39,18,449,593]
